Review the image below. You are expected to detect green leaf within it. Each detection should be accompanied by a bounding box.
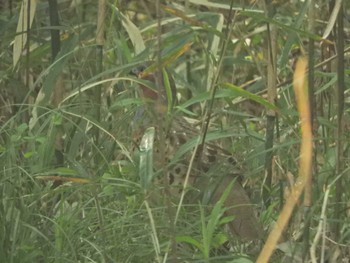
[23,151,34,159]
[17,123,28,133]
[176,235,203,251]
[35,136,47,144]
[41,35,79,104]
[162,68,174,113]
[109,98,143,111]
[221,82,278,111]
[219,215,236,225]
[139,127,155,190]
[51,167,78,176]
[113,7,145,55]
[52,112,62,125]
[212,233,228,248]
[13,0,37,67]
[232,258,254,263]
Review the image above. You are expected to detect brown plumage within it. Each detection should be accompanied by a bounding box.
[131,64,263,241]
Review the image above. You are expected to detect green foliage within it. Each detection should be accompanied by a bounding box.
[0,0,349,262]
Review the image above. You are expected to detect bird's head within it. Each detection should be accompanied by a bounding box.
[130,63,177,113]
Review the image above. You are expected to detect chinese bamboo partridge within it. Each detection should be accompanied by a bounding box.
[131,64,263,241]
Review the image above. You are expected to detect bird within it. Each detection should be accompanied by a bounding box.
[130,63,263,241]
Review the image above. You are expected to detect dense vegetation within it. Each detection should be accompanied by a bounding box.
[0,1,349,262]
